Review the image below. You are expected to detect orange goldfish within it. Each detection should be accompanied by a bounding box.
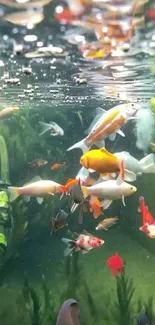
[62,229,104,256]
[29,159,48,168]
[80,148,124,184]
[67,103,140,153]
[0,106,20,120]
[51,162,67,170]
[61,178,79,193]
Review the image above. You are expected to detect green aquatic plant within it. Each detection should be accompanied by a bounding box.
[144,296,155,321]
[113,268,135,325]
[0,135,9,183]
[22,277,41,325]
[22,275,58,325]
[0,198,28,285]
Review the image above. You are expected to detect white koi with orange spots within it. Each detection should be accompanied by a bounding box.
[67,103,140,153]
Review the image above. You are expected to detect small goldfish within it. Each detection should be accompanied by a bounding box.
[51,162,67,170]
[62,230,104,256]
[67,103,140,154]
[96,217,118,231]
[0,106,20,120]
[29,159,48,168]
[61,178,79,193]
[8,176,62,204]
[80,148,124,185]
[139,196,155,239]
[39,121,64,136]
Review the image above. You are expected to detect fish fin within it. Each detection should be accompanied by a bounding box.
[100,199,112,209]
[100,174,111,181]
[109,133,116,141]
[36,197,43,204]
[124,169,136,182]
[67,138,90,153]
[75,247,81,252]
[50,121,57,127]
[116,129,125,137]
[81,186,89,199]
[84,107,106,135]
[89,196,101,219]
[122,195,126,206]
[88,168,96,173]
[8,187,20,202]
[61,238,75,256]
[24,195,31,202]
[82,250,89,254]
[39,121,52,135]
[50,218,55,235]
[82,229,93,236]
[104,228,108,231]
[48,192,54,196]
[128,116,138,120]
[95,139,105,148]
[140,153,155,173]
[71,203,79,213]
[116,160,124,185]
[23,175,42,186]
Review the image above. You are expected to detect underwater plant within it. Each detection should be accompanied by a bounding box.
[22,274,59,325]
[113,268,135,325]
[0,135,9,183]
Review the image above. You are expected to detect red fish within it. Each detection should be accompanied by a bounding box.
[55,8,78,23]
[146,10,155,20]
[138,196,155,238]
[107,253,124,277]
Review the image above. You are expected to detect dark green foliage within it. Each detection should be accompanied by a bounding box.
[144,296,154,321]
[114,268,135,325]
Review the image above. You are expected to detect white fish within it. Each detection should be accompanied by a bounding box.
[115,151,155,176]
[8,176,62,204]
[134,108,154,154]
[67,103,140,154]
[39,121,64,136]
[76,166,90,184]
[81,180,137,210]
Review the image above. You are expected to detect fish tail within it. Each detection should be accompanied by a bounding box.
[60,185,68,193]
[50,218,55,235]
[117,159,124,185]
[61,238,76,256]
[39,121,52,136]
[140,153,155,173]
[89,196,101,219]
[67,138,90,154]
[81,186,89,199]
[8,186,20,202]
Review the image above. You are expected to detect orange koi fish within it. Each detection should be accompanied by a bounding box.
[61,229,104,256]
[67,103,140,154]
[80,148,124,184]
[61,178,79,193]
[139,196,155,239]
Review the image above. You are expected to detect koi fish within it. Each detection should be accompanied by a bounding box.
[139,197,155,239]
[81,180,137,218]
[0,106,20,120]
[8,176,62,204]
[51,162,67,170]
[67,103,140,153]
[107,253,124,277]
[61,230,104,256]
[39,121,64,136]
[134,108,154,154]
[80,148,125,185]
